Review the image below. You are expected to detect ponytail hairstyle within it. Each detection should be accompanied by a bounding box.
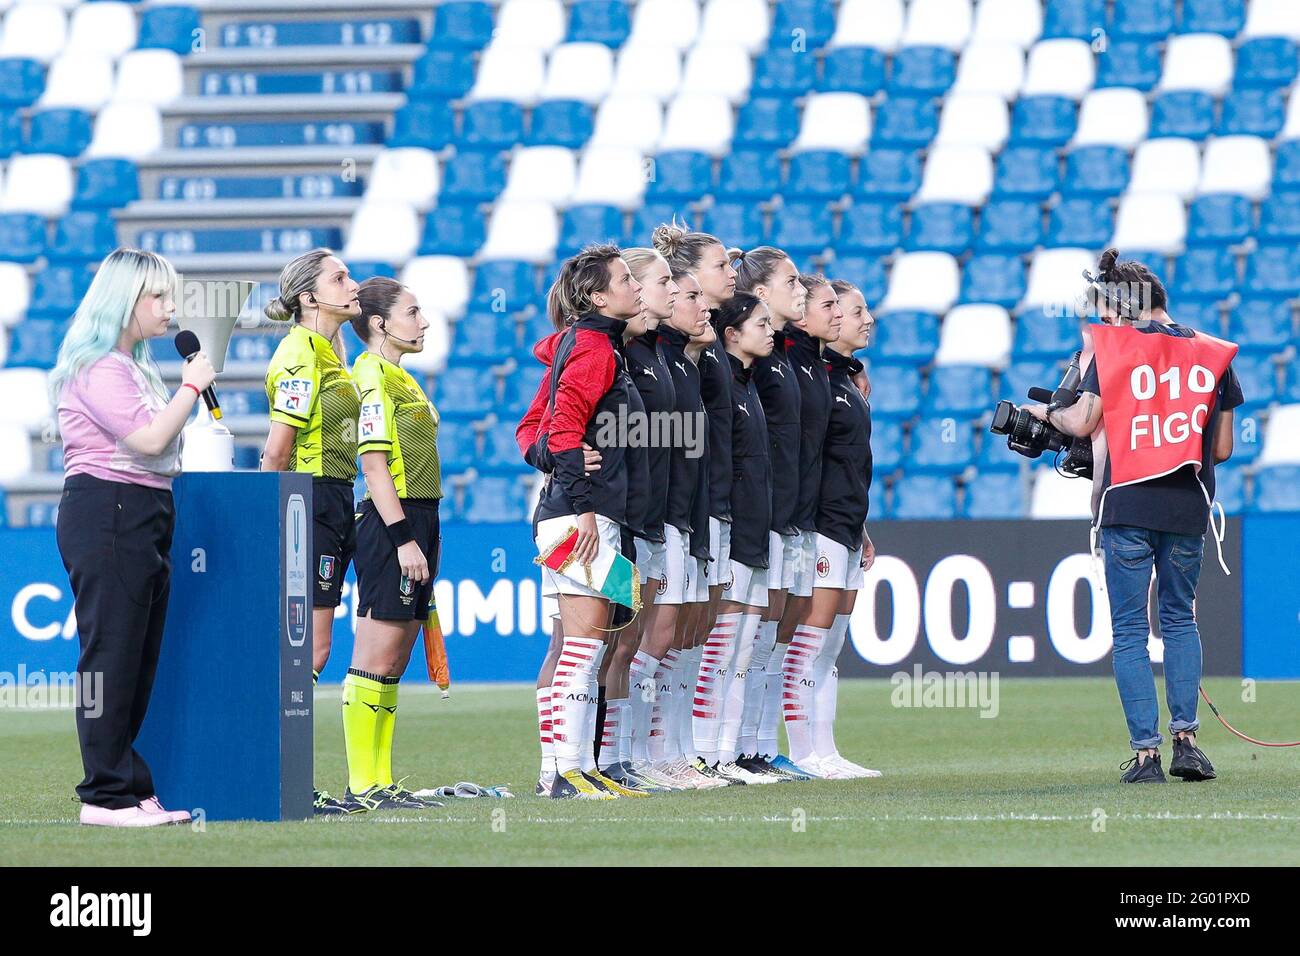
[651,219,723,273]
[799,272,832,294]
[710,292,764,345]
[544,242,623,331]
[729,245,791,295]
[351,276,406,344]
[265,247,347,363]
[1085,247,1167,321]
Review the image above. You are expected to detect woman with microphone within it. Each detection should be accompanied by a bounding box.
[51,247,215,827]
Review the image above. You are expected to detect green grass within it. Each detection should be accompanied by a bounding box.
[3,677,1299,866]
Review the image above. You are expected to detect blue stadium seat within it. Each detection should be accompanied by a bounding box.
[888,46,955,96]
[769,0,835,49]
[1149,91,1215,140]
[472,260,538,310]
[976,200,1042,253]
[1235,38,1298,90]
[838,201,903,254]
[420,203,485,257]
[869,479,889,518]
[1213,464,1248,515]
[1001,359,1062,402]
[440,151,507,202]
[963,472,1026,518]
[1187,194,1251,247]
[820,46,886,95]
[872,97,938,148]
[702,201,765,249]
[1245,245,1300,297]
[505,363,547,414]
[73,159,139,209]
[1176,247,1237,301]
[1096,41,1161,91]
[786,150,851,200]
[1009,96,1077,147]
[646,151,712,202]
[481,419,528,471]
[1122,249,1169,289]
[25,109,91,157]
[435,367,497,415]
[1274,141,1300,193]
[452,315,514,362]
[872,418,905,470]
[632,203,694,243]
[1259,193,1300,243]
[460,100,524,150]
[410,49,476,99]
[864,362,921,418]
[1218,89,1286,138]
[138,5,202,54]
[992,147,1058,200]
[1112,0,1175,39]
[0,213,47,263]
[1042,0,1105,40]
[822,253,886,305]
[463,476,530,522]
[960,254,1026,308]
[1062,146,1129,197]
[1231,353,1277,406]
[527,100,593,148]
[389,100,455,149]
[0,59,44,109]
[857,148,922,199]
[0,110,20,158]
[753,48,816,96]
[558,204,624,256]
[346,262,397,284]
[1046,198,1113,248]
[1228,299,1293,352]
[429,1,495,49]
[1180,0,1245,36]
[1172,299,1222,335]
[734,97,800,148]
[567,0,631,47]
[1013,313,1080,359]
[214,389,270,417]
[1253,466,1300,512]
[5,318,66,370]
[1227,410,1262,462]
[718,149,781,200]
[28,264,91,318]
[875,311,940,364]
[771,201,833,255]
[436,418,479,473]
[893,474,958,518]
[975,432,1027,472]
[906,202,973,254]
[923,366,992,418]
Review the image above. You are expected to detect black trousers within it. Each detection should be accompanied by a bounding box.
[56,473,176,809]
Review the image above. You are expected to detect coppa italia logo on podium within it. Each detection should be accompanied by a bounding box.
[285,494,308,648]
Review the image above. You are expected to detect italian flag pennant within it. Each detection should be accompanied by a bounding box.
[535,525,641,612]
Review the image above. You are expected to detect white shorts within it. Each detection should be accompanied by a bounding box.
[767,531,799,592]
[706,516,733,587]
[635,536,668,584]
[654,526,691,605]
[813,533,865,591]
[724,560,769,608]
[689,557,709,603]
[536,513,624,599]
[790,529,818,598]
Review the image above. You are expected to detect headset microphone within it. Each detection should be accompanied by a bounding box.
[308,294,357,309]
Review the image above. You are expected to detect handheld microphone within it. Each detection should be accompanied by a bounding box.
[174,330,223,421]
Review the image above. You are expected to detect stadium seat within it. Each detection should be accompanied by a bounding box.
[1046,197,1113,249]
[463,476,531,523]
[71,158,138,212]
[935,303,1012,366]
[702,201,764,249]
[1001,358,1063,404]
[769,0,835,49]
[917,145,993,204]
[430,1,495,49]
[1008,95,1076,146]
[1230,353,1278,405]
[971,0,1042,48]
[632,202,694,240]
[558,204,624,256]
[441,152,506,203]
[718,149,781,200]
[793,93,871,154]
[65,1,137,57]
[953,41,1025,99]
[612,44,683,102]
[857,147,922,198]
[770,201,832,256]
[1241,0,1300,42]
[1149,91,1215,140]
[646,150,713,201]
[28,263,91,318]
[435,367,498,415]
[906,203,973,255]
[901,0,973,52]
[136,5,201,54]
[698,0,770,53]
[1181,0,1245,36]
[0,59,45,108]
[0,113,20,158]
[975,431,1029,472]
[0,261,29,328]
[1235,38,1297,89]
[660,93,734,155]
[819,46,886,94]
[908,416,976,472]
[871,96,938,147]
[402,256,470,319]
[889,45,955,96]
[976,199,1042,253]
[963,471,1026,518]
[822,253,886,305]
[1113,0,1175,39]
[1029,467,1092,518]
[958,256,1025,309]
[482,198,559,262]
[1074,88,1148,147]
[420,204,486,257]
[993,146,1058,199]
[0,212,45,264]
[460,100,526,150]
[501,146,576,205]
[1095,41,1161,93]
[1198,135,1273,199]
[1274,141,1300,192]
[1012,311,1081,359]
[366,148,439,209]
[115,50,184,105]
[1111,193,1187,255]
[87,102,163,159]
[864,362,921,418]
[935,93,1008,150]
[681,43,753,104]
[829,0,903,51]
[629,0,701,51]
[786,151,852,200]
[343,201,421,264]
[872,308,943,361]
[1259,405,1300,465]
[1172,299,1223,334]
[1253,466,1300,512]
[893,474,958,518]
[1159,33,1233,95]
[1176,247,1237,300]
[732,95,798,149]
[923,365,992,417]
[434,418,478,473]
[871,418,905,470]
[1023,248,1095,311]
[470,44,546,103]
[1228,299,1293,352]
[1244,245,1300,297]
[1,155,73,217]
[528,100,594,149]
[542,43,615,105]
[410,49,477,99]
[1061,145,1129,197]
[452,316,514,364]
[1220,89,1286,138]
[24,109,91,157]
[389,101,455,150]
[1,4,68,63]
[1258,192,1300,243]
[0,423,33,482]
[5,318,64,370]
[1213,464,1248,515]
[39,53,112,110]
[472,260,541,313]
[494,0,566,52]
[568,0,632,47]
[1129,137,1200,199]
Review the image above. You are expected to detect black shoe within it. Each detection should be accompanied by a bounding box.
[1120,751,1167,784]
[737,754,792,781]
[314,788,368,815]
[358,783,445,808]
[1169,735,1217,781]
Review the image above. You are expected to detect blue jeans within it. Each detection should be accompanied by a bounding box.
[1101,525,1205,751]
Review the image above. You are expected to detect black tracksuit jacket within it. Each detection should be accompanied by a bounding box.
[786,325,833,533]
[752,328,802,536]
[724,351,772,568]
[816,348,874,550]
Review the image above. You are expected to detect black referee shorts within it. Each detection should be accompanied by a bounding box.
[313,478,357,609]
[354,498,441,622]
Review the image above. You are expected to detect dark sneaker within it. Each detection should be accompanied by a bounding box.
[1169,735,1217,781]
[1120,751,1167,784]
[314,788,369,815]
[737,754,793,781]
[365,783,445,808]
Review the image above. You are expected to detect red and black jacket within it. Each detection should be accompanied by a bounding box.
[699,337,733,521]
[625,329,677,543]
[786,324,833,534]
[725,351,772,569]
[752,328,802,536]
[816,347,873,550]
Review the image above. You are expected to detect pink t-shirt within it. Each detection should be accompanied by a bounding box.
[58,350,181,490]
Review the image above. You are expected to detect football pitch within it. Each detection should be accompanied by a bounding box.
[3,677,1298,867]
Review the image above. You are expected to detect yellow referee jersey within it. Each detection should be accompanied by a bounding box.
[265,324,360,481]
[352,350,442,500]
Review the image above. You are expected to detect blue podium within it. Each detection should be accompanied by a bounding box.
[137,472,314,821]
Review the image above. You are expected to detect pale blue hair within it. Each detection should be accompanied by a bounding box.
[48,247,176,405]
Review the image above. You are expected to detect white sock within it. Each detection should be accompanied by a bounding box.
[579,643,606,774]
[758,641,788,758]
[550,637,603,774]
[692,612,740,765]
[627,649,659,765]
[600,697,627,771]
[782,624,828,765]
[649,648,680,763]
[677,645,701,760]
[718,612,761,764]
[739,618,778,758]
[537,687,555,778]
[812,613,849,760]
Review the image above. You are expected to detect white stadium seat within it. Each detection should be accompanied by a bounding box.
[1259,405,1300,466]
[114,50,184,106]
[1242,0,1300,41]
[492,0,566,52]
[612,45,682,102]
[541,43,615,105]
[1022,248,1094,311]
[480,200,559,263]
[934,304,1012,367]
[881,252,961,313]
[0,262,31,328]
[1279,86,1300,139]
[1074,88,1148,148]
[1111,193,1187,255]
[0,423,33,482]
[39,52,114,110]
[0,3,67,63]
[469,44,546,104]
[343,201,421,264]
[970,0,1043,49]
[1129,138,1200,200]
[901,0,973,52]
[65,0,137,57]
[399,306,449,375]
[953,42,1025,99]
[401,256,469,320]
[792,92,871,153]
[1198,136,1272,199]
[571,146,649,207]
[680,43,753,104]
[829,0,904,51]
[0,154,73,217]
[1021,39,1095,100]
[935,93,1009,149]
[502,146,577,204]
[87,102,163,159]
[1031,467,1092,518]
[916,145,994,204]
[364,148,440,209]
[0,368,51,429]
[658,93,734,155]
[698,0,769,52]
[1159,34,1233,96]
[590,93,663,152]
[630,0,702,51]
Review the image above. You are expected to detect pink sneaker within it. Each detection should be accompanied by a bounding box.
[79,803,177,828]
[140,796,192,824]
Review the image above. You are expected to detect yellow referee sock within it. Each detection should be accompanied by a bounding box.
[342,669,385,794]
[374,677,400,789]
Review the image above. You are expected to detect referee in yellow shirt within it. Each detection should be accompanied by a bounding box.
[342,276,443,809]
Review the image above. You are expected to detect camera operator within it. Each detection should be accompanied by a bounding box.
[1023,248,1242,785]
